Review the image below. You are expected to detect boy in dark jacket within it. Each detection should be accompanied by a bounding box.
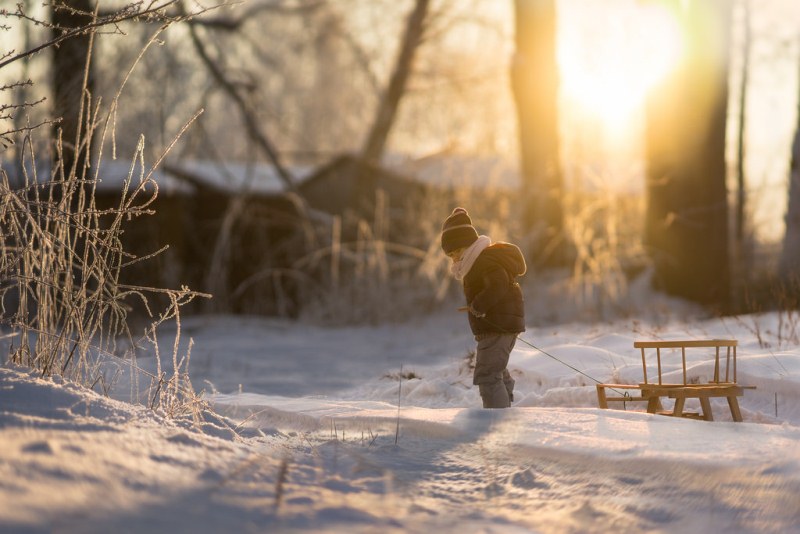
[441,207,526,408]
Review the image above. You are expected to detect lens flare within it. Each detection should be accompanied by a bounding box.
[558,1,684,131]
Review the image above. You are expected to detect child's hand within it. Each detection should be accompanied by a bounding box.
[457,305,485,318]
[468,305,486,318]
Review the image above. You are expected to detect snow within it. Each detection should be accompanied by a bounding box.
[3,308,800,532]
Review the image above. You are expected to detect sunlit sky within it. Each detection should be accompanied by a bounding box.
[558,0,683,134]
[555,0,800,242]
[1,1,799,241]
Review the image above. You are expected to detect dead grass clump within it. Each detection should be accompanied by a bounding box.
[0,11,210,420]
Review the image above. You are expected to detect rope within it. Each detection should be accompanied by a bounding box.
[477,314,633,399]
[512,331,632,399]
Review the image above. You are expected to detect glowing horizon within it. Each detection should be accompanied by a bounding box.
[557,1,684,134]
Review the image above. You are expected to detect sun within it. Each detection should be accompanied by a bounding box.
[557,0,684,131]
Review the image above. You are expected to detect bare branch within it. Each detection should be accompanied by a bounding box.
[188,0,326,30]
[0,1,183,71]
[185,20,296,191]
[361,0,430,163]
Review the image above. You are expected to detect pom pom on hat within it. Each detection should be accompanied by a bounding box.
[441,207,479,254]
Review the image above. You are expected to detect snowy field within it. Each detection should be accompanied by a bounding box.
[2,306,800,533]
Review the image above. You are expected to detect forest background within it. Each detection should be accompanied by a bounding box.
[2,0,800,349]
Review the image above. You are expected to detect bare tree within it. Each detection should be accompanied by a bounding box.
[778,58,800,286]
[1,1,185,173]
[50,0,95,178]
[360,0,430,164]
[734,0,751,252]
[511,0,565,266]
[644,0,732,308]
[184,18,297,191]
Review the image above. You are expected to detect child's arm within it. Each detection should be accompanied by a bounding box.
[470,266,512,317]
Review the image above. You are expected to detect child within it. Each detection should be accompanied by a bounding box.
[441,207,527,408]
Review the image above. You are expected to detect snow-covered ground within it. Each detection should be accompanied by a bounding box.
[2,307,800,533]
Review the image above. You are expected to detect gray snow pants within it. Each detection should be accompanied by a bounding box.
[473,333,516,409]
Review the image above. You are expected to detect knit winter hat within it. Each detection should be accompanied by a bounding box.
[441,207,479,254]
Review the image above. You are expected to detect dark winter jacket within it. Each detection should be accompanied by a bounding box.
[462,242,526,336]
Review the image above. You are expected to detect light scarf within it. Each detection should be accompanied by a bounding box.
[450,235,491,281]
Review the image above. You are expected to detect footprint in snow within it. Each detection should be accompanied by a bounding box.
[22,440,55,454]
[484,481,505,498]
[625,504,677,525]
[572,500,606,522]
[166,433,203,447]
[510,467,550,490]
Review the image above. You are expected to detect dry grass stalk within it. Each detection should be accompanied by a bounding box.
[0,13,210,419]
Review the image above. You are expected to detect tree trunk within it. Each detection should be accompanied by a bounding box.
[644,0,732,308]
[511,0,565,266]
[732,0,752,300]
[778,62,800,286]
[735,0,750,250]
[360,0,430,164]
[12,0,35,177]
[51,0,95,179]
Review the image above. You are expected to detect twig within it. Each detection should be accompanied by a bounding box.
[273,456,290,513]
[395,364,403,445]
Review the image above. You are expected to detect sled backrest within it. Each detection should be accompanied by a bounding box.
[633,339,738,385]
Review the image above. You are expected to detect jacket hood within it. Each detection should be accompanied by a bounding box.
[482,242,527,277]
